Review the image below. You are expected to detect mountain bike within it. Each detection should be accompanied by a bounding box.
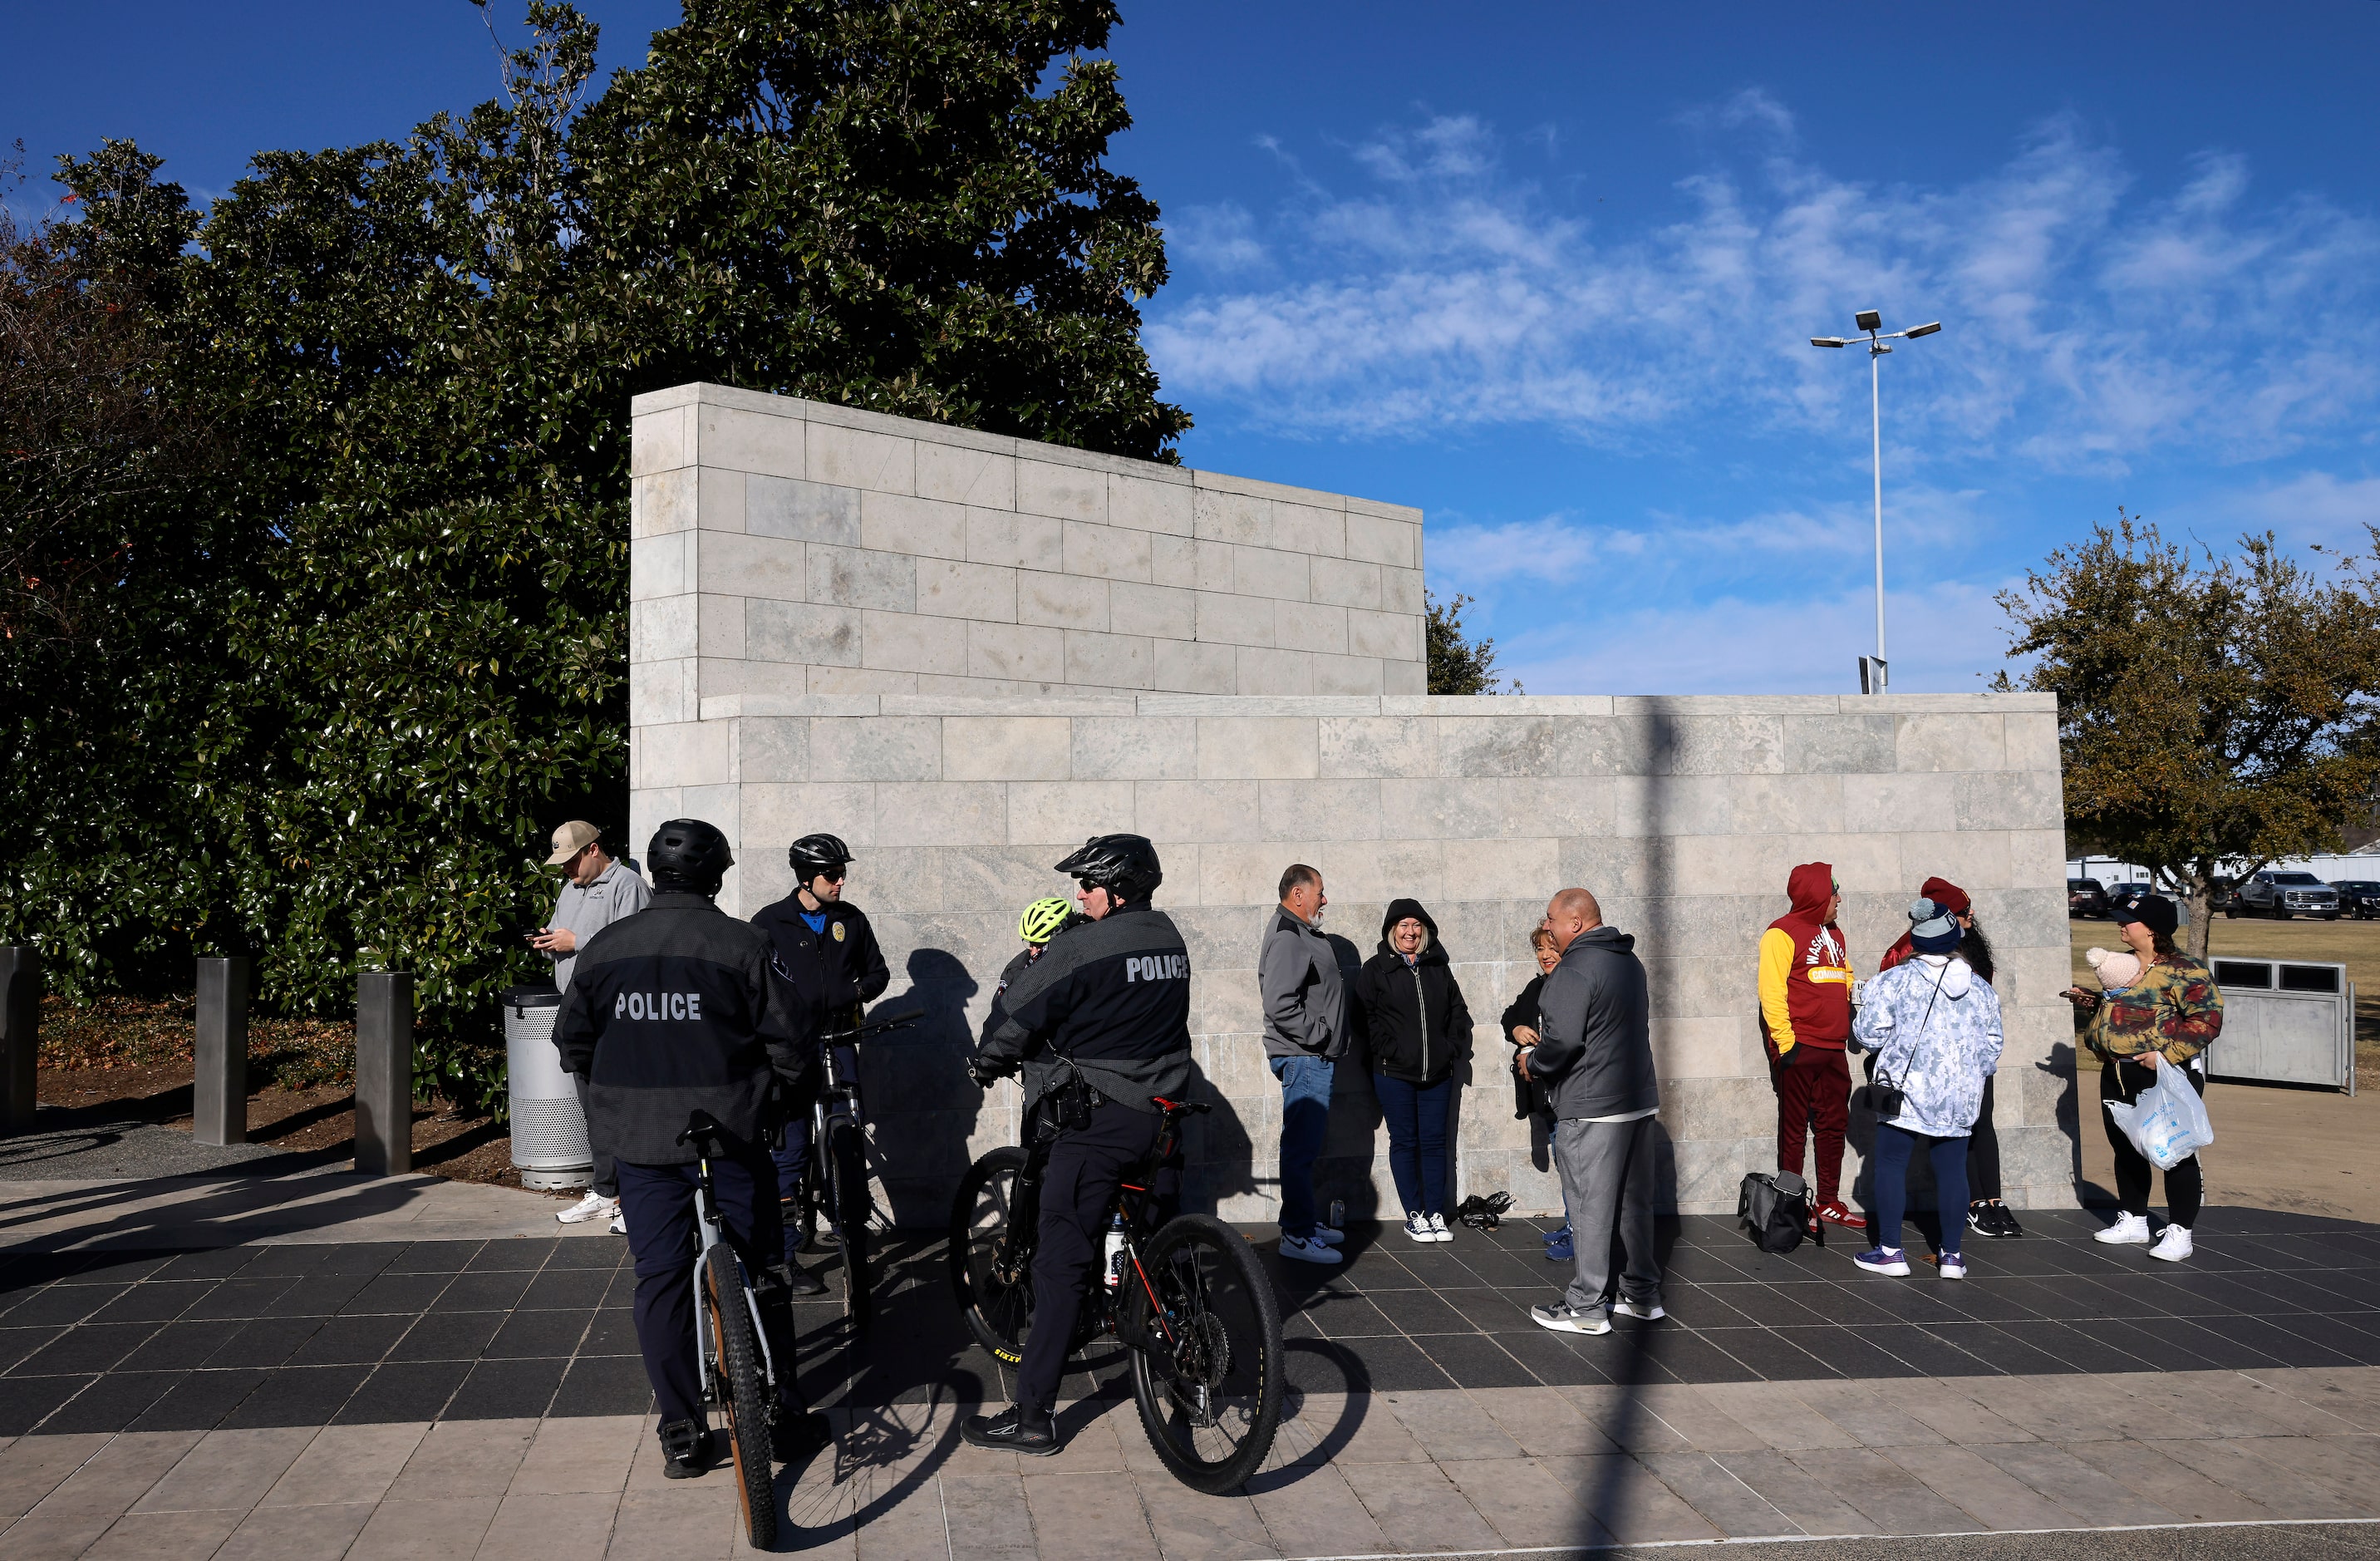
[678,1110,789,1551]
[801,1000,922,1331]
[947,1094,1285,1494]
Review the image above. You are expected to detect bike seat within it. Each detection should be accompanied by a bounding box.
[676,1109,729,1150]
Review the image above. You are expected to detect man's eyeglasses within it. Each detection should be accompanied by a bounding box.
[812,868,848,883]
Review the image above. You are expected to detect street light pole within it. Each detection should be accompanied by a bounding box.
[1812,311,1940,695]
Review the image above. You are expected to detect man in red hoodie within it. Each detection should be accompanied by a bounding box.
[1758,863,1866,1232]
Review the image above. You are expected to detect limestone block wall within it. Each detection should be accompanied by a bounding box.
[628,382,1428,716]
[628,689,2078,1226]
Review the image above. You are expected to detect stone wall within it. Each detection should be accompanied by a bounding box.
[629,382,1428,716]
[628,384,2077,1225]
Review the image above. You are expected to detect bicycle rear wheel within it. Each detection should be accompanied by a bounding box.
[1124,1214,1283,1495]
[949,1146,1032,1363]
[701,1244,778,1549]
[827,1118,873,1330]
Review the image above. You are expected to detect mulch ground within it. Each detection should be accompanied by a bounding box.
[32,992,548,1194]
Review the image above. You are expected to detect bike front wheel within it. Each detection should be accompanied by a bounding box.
[1124,1214,1283,1495]
[827,1118,873,1330]
[701,1244,778,1549]
[949,1146,1033,1363]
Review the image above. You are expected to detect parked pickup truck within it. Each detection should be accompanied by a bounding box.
[2227,870,2342,919]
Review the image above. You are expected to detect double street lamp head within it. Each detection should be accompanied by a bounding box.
[1808,314,1942,352]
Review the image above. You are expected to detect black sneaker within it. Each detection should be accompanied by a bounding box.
[658,1420,711,1479]
[1988,1201,2023,1238]
[773,1410,833,1465]
[783,1263,828,1298]
[961,1405,1060,1456]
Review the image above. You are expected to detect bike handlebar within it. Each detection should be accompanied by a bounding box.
[816,1000,927,1046]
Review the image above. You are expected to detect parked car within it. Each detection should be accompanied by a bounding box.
[2229,869,2342,920]
[2068,878,2111,919]
[2331,879,2380,920]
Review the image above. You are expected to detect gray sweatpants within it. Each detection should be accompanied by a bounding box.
[1553,1115,1661,1316]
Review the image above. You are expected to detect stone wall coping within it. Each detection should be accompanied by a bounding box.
[686,689,2058,720]
[629,380,1422,521]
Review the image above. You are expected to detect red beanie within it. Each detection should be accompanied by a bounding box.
[1920,876,1971,915]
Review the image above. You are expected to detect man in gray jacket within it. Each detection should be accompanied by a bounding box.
[1519,887,1663,1334]
[1260,864,1355,1264]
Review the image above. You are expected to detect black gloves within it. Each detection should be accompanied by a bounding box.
[966,1053,1016,1087]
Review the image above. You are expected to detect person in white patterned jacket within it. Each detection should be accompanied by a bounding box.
[1848,898,2005,1282]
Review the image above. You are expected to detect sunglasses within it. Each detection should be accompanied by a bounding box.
[810,868,847,882]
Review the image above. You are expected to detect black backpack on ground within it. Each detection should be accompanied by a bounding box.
[1738,1170,1818,1253]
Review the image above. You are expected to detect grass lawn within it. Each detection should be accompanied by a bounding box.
[2068,912,2380,1071]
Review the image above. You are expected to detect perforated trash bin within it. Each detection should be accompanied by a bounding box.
[504,986,593,1189]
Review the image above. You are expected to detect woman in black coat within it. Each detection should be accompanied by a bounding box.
[1353,899,1473,1243]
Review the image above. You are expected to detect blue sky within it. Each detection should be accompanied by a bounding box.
[8,2,2378,695]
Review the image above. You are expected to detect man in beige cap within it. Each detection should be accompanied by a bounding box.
[534,821,652,1227]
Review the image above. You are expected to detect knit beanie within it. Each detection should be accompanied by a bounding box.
[1909,897,1963,955]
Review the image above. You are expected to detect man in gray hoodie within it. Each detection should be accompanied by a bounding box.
[1519,887,1663,1334]
[1259,864,1355,1264]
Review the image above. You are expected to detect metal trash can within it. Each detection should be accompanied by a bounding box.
[504,987,593,1189]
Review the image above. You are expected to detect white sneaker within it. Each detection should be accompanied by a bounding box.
[1404,1212,1433,1243]
[557,1191,617,1225]
[1425,1213,1453,1243]
[1939,1255,1968,1281]
[2094,1213,2152,1245]
[1531,1302,1610,1335]
[607,1212,627,1237]
[1612,1298,1666,1320]
[1312,1226,1347,1247]
[2149,1225,2194,1263]
[1280,1234,1342,1265]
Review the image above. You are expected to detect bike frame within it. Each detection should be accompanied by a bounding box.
[688,1139,779,1408]
[992,1096,1197,1356]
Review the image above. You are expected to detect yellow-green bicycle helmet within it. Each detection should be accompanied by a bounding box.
[1018,897,1074,946]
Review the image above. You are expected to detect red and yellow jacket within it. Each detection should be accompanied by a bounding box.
[1758,861,1853,1056]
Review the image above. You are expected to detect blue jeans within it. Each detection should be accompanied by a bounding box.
[1871,1121,1969,1258]
[1271,1054,1335,1238]
[1374,1072,1452,1218]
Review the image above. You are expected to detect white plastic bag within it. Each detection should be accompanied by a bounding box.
[2105,1061,2214,1171]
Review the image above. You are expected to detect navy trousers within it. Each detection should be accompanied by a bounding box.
[1015,1099,1163,1417]
[615,1150,805,1429]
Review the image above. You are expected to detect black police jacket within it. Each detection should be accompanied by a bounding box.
[555,891,819,1165]
[975,905,1192,1113]
[750,895,890,1031]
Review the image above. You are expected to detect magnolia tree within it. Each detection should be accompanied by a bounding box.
[1997,513,2380,958]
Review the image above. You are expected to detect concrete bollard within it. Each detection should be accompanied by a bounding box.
[0,947,37,1136]
[194,957,252,1147]
[354,972,415,1175]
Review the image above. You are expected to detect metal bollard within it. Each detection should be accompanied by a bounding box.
[354,972,415,1175]
[0,947,37,1136]
[194,957,252,1147]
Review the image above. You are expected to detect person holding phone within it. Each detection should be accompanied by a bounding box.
[534,820,652,1229]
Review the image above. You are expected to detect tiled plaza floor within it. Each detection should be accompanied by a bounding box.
[7,1207,2380,1437]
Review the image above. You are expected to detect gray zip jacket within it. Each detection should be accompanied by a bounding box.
[546,859,652,993]
[1529,926,1659,1120]
[1259,905,1354,1061]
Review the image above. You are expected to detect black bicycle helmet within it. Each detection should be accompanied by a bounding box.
[788,832,853,875]
[647,819,735,896]
[1055,834,1163,904]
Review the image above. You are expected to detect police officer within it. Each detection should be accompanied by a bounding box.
[555,820,833,1479]
[961,835,1192,1456]
[751,833,891,1261]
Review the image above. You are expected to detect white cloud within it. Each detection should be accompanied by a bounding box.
[1145,108,2380,475]
[1499,579,2019,697]
[2199,470,2380,551]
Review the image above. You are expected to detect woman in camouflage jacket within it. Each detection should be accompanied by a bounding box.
[2063,894,2223,1263]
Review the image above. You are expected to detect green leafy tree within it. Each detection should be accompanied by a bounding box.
[0,142,244,989]
[1425,590,1520,695]
[0,1,1187,1104]
[1997,513,2380,957]
[571,0,1187,457]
